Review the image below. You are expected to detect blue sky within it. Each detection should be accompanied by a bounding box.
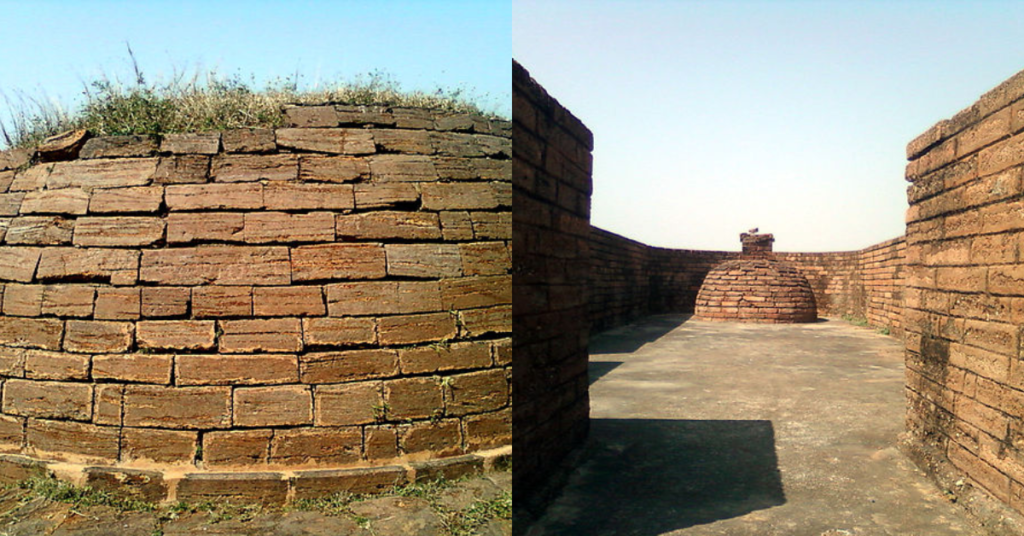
[514,0,1024,251]
[0,0,510,142]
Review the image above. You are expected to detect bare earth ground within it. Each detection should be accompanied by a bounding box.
[0,469,510,536]
[528,315,989,536]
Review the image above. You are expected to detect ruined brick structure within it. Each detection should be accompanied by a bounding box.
[903,69,1024,520]
[588,227,905,334]
[0,104,510,504]
[695,230,817,323]
[512,61,593,512]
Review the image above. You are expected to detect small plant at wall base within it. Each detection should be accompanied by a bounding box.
[842,314,869,327]
[0,54,503,150]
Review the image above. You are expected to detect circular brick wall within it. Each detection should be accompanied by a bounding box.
[0,105,510,504]
[694,259,817,323]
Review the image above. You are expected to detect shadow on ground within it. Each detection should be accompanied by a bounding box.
[590,315,691,355]
[535,418,785,536]
[588,361,622,385]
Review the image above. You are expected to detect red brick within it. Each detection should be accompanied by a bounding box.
[368,155,437,181]
[372,129,433,154]
[492,338,511,366]
[5,216,74,245]
[459,305,511,337]
[0,415,24,453]
[436,157,511,181]
[243,212,334,243]
[165,183,263,210]
[26,419,119,463]
[465,409,511,450]
[0,317,62,350]
[219,318,302,353]
[421,183,506,210]
[63,321,133,353]
[93,384,123,425]
[271,427,362,466]
[3,379,92,420]
[253,286,323,317]
[469,212,511,239]
[203,429,271,466]
[446,369,509,416]
[0,247,40,283]
[335,105,395,126]
[9,165,49,191]
[94,287,140,320]
[212,154,299,182]
[73,217,164,247]
[990,265,1024,296]
[441,275,511,310]
[399,420,461,457]
[24,350,89,380]
[140,246,290,285]
[276,128,374,155]
[335,211,441,240]
[92,354,172,384]
[385,377,443,420]
[301,317,375,348]
[299,348,397,384]
[222,129,276,153]
[0,193,24,216]
[298,156,370,183]
[153,155,209,184]
[283,105,338,127]
[263,183,355,210]
[398,340,492,374]
[365,426,398,460]
[36,248,139,285]
[40,285,95,317]
[234,385,312,427]
[46,158,156,189]
[440,211,474,240]
[979,130,1024,177]
[460,242,511,275]
[141,287,189,317]
[176,354,298,385]
[123,385,231,429]
[136,320,215,351]
[192,286,252,317]
[326,281,441,316]
[176,473,288,506]
[20,188,89,215]
[122,427,197,463]
[354,183,419,209]
[378,312,457,345]
[166,212,244,243]
[385,244,462,278]
[2,284,42,316]
[161,133,221,154]
[290,243,387,281]
[314,381,382,426]
[88,185,163,213]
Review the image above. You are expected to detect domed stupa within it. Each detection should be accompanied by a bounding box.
[694,229,817,323]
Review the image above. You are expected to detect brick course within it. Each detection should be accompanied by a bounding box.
[0,104,509,500]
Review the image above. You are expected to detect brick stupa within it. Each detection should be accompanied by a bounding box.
[694,229,817,323]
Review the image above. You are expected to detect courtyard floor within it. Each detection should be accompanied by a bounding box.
[528,315,989,536]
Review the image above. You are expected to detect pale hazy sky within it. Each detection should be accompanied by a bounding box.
[0,0,510,145]
[514,0,1024,252]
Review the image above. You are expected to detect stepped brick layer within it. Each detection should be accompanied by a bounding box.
[695,259,818,323]
[0,105,511,502]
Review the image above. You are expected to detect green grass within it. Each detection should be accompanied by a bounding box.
[1,50,503,150]
[15,475,156,512]
[7,469,511,535]
[841,314,869,327]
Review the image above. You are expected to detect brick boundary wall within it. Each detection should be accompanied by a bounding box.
[512,60,593,518]
[588,227,905,335]
[902,68,1024,526]
[0,104,511,504]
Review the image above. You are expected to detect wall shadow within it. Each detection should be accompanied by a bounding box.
[537,418,785,535]
[591,314,691,355]
[588,361,623,385]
